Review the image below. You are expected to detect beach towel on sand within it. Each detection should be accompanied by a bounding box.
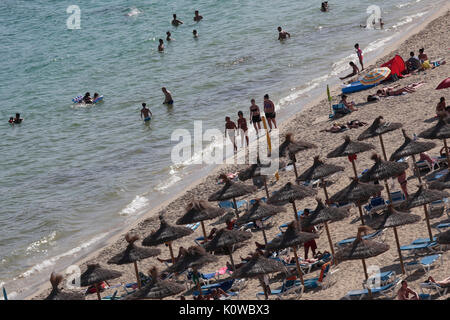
[381,55,406,79]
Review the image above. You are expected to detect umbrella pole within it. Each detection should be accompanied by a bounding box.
[263,178,270,199]
[168,242,175,264]
[379,135,388,161]
[201,221,208,242]
[95,283,102,300]
[293,162,299,179]
[292,246,305,285]
[361,259,373,299]
[324,221,337,265]
[351,158,358,179]
[259,276,269,300]
[228,246,236,272]
[233,197,240,218]
[392,227,406,275]
[261,221,268,246]
[422,204,434,241]
[411,154,422,185]
[444,139,450,168]
[357,202,365,225]
[134,261,142,289]
[321,179,330,203]
[292,201,301,230]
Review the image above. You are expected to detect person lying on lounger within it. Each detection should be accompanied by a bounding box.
[425,276,450,287]
[376,81,424,97]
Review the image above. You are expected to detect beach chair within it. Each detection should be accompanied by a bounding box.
[429,199,446,217]
[302,179,320,188]
[364,271,396,288]
[426,168,448,182]
[405,254,442,275]
[285,252,332,275]
[435,155,448,168]
[336,229,386,247]
[193,279,235,297]
[363,197,386,216]
[249,197,267,205]
[256,278,304,300]
[329,104,351,119]
[385,191,406,207]
[219,199,248,210]
[344,277,401,300]
[300,262,339,291]
[416,159,438,173]
[400,241,438,257]
[420,281,449,297]
[186,222,201,231]
[435,222,450,232]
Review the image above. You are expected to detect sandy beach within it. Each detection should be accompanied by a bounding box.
[30,7,449,301]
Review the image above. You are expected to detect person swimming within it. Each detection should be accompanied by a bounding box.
[158,39,164,52]
[320,2,329,12]
[162,87,173,105]
[277,26,290,40]
[166,31,172,41]
[8,117,14,124]
[193,30,198,38]
[193,10,203,22]
[140,103,152,122]
[92,93,101,103]
[82,92,93,104]
[14,113,23,124]
[171,14,183,26]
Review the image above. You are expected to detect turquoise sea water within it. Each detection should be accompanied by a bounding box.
[0,0,444,298]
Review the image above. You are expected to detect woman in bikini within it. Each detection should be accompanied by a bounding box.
[263,94,277,130]
[237,111,249,147]
[249,99,262,135]
[225,116,238,153]
[376,81,424,97]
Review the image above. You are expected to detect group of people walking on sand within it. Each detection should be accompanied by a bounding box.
[158,11,203,52]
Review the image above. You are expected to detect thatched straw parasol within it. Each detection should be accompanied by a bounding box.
[267,182,317,228]
[80,264,122,300]
[329,178,384,225]
[327,136,376,178]
[176,200,226,243]
[238,159,284,198]
[107,233,160,289]
[210,211,236,226]
[235,199,285,245]
[124,267,185,300]
[428,171,450,190]
[358,116,402,160]
[279,133,317,178]
[335,226,390,298]
[418,117,450,168]
[389,129,436,185]
[436,229,450,244]
[265,221,319,285]
[44,272,85,300]
[401,185,450,240]
[301,198,349,263]
[142,214,194,264]
[208,174,257,217]
[296,156,344,203]
[231,252,287,300]
[203,228,252,272]
[361,205,421,274]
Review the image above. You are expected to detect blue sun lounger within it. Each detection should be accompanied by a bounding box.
[405,254,442,275]
[337,229,385,246]
[435,222,450,231]
[256,278,304,300]
[219,200,247,210]
[345,278,400,300]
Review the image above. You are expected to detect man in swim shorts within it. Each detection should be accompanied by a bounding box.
[14,113,23,124]
[237,111,249,147]
[355,43,364,70]
[162,87,174,105]
[140,103,152,122]
[249,99,262,135]
[194,10,203,22]
[225,116,238,153]
[193,30,198,38]
[263,94,277,130]
[172,14,183,26]
[158,39,164,52]
[277,26,291,40]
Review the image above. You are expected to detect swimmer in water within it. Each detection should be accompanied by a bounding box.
[193,30,198,38]
[82,92,93,104]
[162,87,173,105]
[277,26,291,40]
[379,18,384,29]
[193,10,203,22]
[320,2,329,12]
[158,39,164,52]
[171,14,183,26]
[14,113,23,124]
[93,93,100,102]
[8,117,14,125]
[166,31,172,41]
[140,103,152,122]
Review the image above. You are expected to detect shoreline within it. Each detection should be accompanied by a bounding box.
[26,4,450,300]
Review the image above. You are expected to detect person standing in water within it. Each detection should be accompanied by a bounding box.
[237,111,249,147]
[249,99,262,135]
[193,30,198,38]
[277,26,291,40]
[162,87,173,105]
[172,14,183,26]
[158,39,164,52]
[166,31,172,41]
[193,10,203,22]
[225,116,238,153]
[263,94,277,130]
[355,43,364,70]
[140,103,152,122]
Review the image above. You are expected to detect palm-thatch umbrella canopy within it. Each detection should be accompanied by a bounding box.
[361,205,421,274]
[231,252,287,300]
[203,228,252,272]
[296,156,345,203]
[265,221,319,285]
[80,264,122,300]
[142,214,194,264]
[428,171,450,190]
[389,129,436,185]
[436,229,450,244]
[267,182,317,227]
[357,116,403,160]
[107,233,160,289]
[208,174,257,217]
[279,133,317,178]
[235,199,285,245]
[44,272,85,300]
[124,267,185,300]
[327,136,376,178]
[335,226,390,297]
[210,211,236,226]
[176,200,226,243]
[329,178,384,225]
[238,163,270,198]
[301,198,349,262]
[401,185,450,240]
[418,117,450,167]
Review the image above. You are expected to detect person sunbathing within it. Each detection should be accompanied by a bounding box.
[376,81,424,97]
[425,276,450,287]
[199,228,217,244]
[397,280,419,300]
[206,288,230,300]
[320,122,347,133]
[347,120,367,128]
